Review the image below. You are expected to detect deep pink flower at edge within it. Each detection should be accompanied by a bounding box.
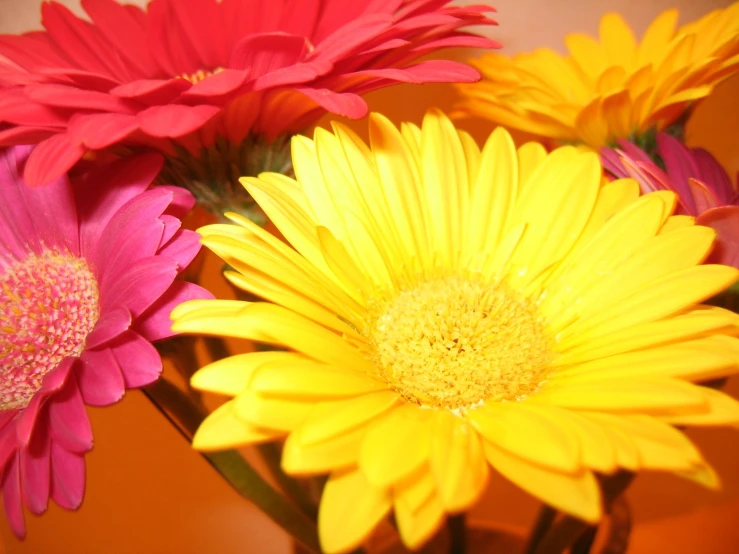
[602,133,739,269]
[0,0,499,185]
[0,146,212,537]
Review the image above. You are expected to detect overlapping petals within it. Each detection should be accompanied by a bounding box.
[453,5,739,147]
[172,111,739,553]
[0,146,211,537]
[602,133,739,267]
[0,0,498,185]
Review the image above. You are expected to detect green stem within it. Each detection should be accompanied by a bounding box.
[531,472,635,554]
[524,505,557,554]
[448,513,466,554]
[142,379,321,553]
[257,442,319,521]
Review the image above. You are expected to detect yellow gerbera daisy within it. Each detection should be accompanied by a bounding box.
[453,5,739,148]
[172,110,739,553]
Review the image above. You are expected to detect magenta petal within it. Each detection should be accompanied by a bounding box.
[48,377,93,453]
[160,185,196,218]
[24,133,86,187]
[49,442,85,511]
[19,423,51,515]
[74,153,163,259]
[108,330,163,388]
[15,391,44,448]
[101,257,178,319]
[77,348,126,406]
[2,457,26,539]
[693,148,735,205]
[85,306,132,349]
[657,133,699,213]
[159,215,182,248]
[135,280,214,341]
[158,229,203,271]
[137,104,220,138]
[0,423,18,473]
[697,205,739,269]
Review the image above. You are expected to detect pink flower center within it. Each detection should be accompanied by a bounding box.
[0,252,99,410]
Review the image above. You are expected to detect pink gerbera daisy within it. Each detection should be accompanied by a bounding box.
[0,0,498,197]
[0,146,211,537]
[602,133,739,268]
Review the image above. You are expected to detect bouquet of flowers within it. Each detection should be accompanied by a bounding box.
[0,1,738,553]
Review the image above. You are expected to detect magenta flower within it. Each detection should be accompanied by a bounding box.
[602,133,739,268]
[0,146,211,537]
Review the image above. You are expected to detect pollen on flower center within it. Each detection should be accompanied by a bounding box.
[179,67,224,84]
[367,275,552,411]
[0,252,100,410]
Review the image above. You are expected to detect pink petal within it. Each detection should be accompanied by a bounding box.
[77,348,126,406]
[68,112,139,150]
[229,32,310,75]
[158,215,182,248]
[693,148,735,205]
[697,206,739,269]
[136,104,220,138]
[108,330,163,388]
[24,133,86,187]
[687,178,721,212]
[86,307,133,349]
[47,377,93,453]
[160,185,196,218]
[14,391,43,447]
[295,87,367,118]
[0,423,19,472]
[49,442,85,510]
[19,421,51,515]
[101,257,178,319]
[74,153,163,259]
[657,133,700,213]
[158,229,203,272]
[135,280,214,341]
[110,78,191,104]
[2,457,25,539]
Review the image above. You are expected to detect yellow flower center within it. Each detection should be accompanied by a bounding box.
[179,67,224,84]
[0,252,100,409]
[367,275,552,411]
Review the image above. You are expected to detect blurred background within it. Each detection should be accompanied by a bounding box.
[0,0,738,552]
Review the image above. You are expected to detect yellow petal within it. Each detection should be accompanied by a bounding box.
[483,441,602,523]
[661,387,739,427]
[516,141,548,190]
[170,298,246,321]
[467,403,581,473]
[318,468,392,554]
[359,405,433,488]
[532,378,708,412]
[549,409,618,473]
[250,360,387,400]
[600,13,637,69]
[429,411,489,512]
[282,426,364,475]
[316,226,373,304]
[677,463,720,491]
[298,391,400,446]
[191,351,304,396]
[393,465,436,513]
[235,389,314,431]
[395,485,445,551]
[192,401,285,451]
[586,413,702,471]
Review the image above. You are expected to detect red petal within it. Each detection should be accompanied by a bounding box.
[26,84,135,113]
[110,78,191,104]
[229,32,310,75]
[24,133,86,186]
[180,69,248,101]
[136,104,220,138]
[295,87,367,118]
[68,112,139,150]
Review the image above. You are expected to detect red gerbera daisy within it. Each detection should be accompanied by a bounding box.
[0,0,498,201]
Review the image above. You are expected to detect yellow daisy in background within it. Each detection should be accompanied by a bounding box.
[453,5,739,148]
[172,110,739,553]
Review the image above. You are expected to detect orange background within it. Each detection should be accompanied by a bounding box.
[1,1,739,553]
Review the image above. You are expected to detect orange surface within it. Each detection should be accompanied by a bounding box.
[1,1,739,553]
